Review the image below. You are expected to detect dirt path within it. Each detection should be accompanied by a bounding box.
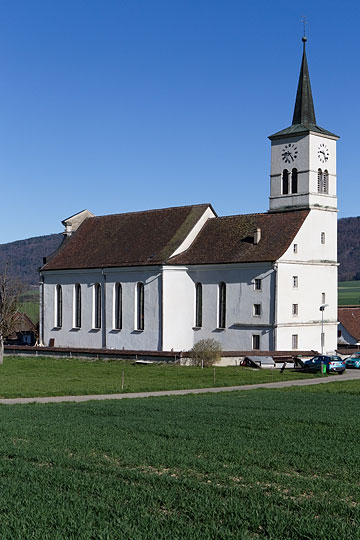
[1,370,359,405]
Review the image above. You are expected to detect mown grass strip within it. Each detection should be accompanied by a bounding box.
[0,356,323,399]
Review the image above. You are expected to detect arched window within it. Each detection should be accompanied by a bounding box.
[136,282,144,330]
[74,283,81,328]
[114,283,122,330]
[282,169,289,195]
[195,282,202,328]
[323,170,329,194]
[291,168,298,194]
[55,285,62,328]
[317,169,323,193]
[218,282,226,329]
[94,283,101,329]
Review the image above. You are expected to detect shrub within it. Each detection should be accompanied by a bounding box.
[189,339,222,367]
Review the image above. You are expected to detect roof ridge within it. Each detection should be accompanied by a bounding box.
[214,209,309,221]
[92,203,213,220]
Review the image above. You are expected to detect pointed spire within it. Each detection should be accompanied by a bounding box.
[269,36,339,140]
[292,37,316,126]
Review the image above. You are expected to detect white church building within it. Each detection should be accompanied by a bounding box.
[39,37,339,354]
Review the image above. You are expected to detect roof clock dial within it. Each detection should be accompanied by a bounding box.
[318,143,329,163]
[281,143,298,164]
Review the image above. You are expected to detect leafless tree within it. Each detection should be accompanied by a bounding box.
[0,267,23,364]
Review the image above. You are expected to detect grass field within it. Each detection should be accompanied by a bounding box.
[338,280,360,305]
[0,356,324,399]
[0,383,359,539]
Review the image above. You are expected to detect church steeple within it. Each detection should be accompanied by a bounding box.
[269,37,338,140]
[268,35,339,214]
[292,37,316,126]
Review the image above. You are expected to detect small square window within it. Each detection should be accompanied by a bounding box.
[321,232,326,244]
[254,279,262,291]
[293,244,298,253]
[252,334,260,350]
[292,334,298,349]
[253,304,261,316]
[293,276,298,288]
[292,303,298,316]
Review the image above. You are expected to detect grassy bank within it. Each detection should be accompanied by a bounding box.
[338,280,360,305]
[0,384,359,539]
[0,356,324,398]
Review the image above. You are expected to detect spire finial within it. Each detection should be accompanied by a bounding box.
[301,15,307,40]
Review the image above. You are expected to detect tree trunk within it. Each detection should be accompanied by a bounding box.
[0,336,3,365]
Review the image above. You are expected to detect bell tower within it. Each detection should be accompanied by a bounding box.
[268,37,339,213]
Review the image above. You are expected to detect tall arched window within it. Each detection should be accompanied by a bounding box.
[218,282,226,329]
[291,168,298,194]
[282,169,289,194]
[94,283,101,329]
[114,283,122,330]
[74,283,81,328]
[317,169,323,193]
[323,170,329,194]
[55,285,62,328]
[195,283,202,328]
[136,282,144,330]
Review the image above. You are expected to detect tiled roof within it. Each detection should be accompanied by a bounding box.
[338,307,360,341]
[42,204,213,271]
[169,210,309,265]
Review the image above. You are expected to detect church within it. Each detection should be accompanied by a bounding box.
[39,37,339,354]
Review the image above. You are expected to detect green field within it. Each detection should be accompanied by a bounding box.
[0,383,359,539]
[338,280,360,305]
[0,356,322,399]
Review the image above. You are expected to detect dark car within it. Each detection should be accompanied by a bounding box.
[303,355,346,374]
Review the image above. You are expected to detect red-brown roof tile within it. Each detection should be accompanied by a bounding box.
[170,209,310,265]
[338,307,360,341]
[42,204,214,271]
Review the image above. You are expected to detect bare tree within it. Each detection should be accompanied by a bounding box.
[189,338,222,368]
[0,267,23,364]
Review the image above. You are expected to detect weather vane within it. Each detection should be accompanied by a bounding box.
[301,16,307,38]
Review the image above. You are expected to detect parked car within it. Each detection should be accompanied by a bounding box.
[303,355,346,374]
[344,353,360,369]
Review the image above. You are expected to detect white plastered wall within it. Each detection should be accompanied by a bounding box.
[276,208,338,352]
[42,267,162,350]
[162,263,275,352]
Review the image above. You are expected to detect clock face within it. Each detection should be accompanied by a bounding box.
[318,143,329,163]
[281,143,298,164]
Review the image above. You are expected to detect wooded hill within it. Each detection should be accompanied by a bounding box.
[0,216,359,287]
[0,233,63,287]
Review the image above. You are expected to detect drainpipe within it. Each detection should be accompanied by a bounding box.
[272,263,278,351]
[39,272,44,345]
[160,267,164,351]
[101,269,107,349]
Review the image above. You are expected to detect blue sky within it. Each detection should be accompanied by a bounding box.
[0,0,357,243]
